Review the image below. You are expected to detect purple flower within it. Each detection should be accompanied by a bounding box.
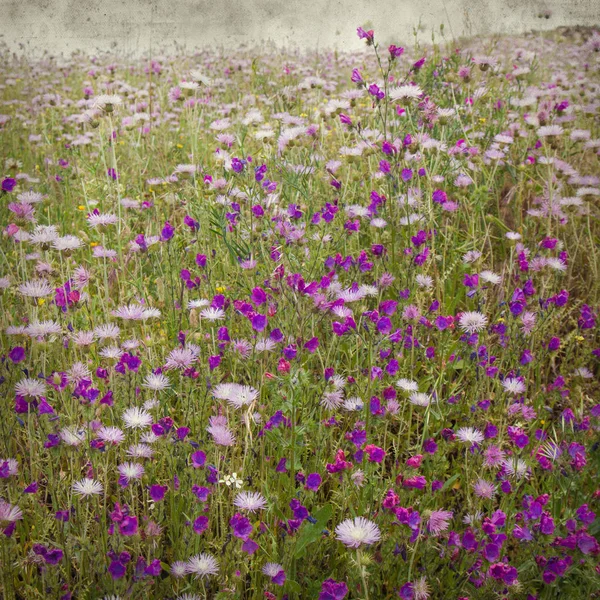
[306,472,322,492]
[398,582,414,599]
[251,287,267,305]
[251,313,267,332]
[160,221,174,241]
[191,450,206,468]
[144,559,161,576]
[1,178,17,192]
[230,513,253,540]
[119,516,138,536]
[241,538,259,554]
[108,560,126,579]
[319,578,348,600]
[193,515,209,534]
[8,346,25,363]
[149,485,167,502]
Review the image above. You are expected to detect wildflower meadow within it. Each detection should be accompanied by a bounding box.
[0,22,599,600]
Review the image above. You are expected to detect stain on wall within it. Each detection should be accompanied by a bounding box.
[0,0,598,55]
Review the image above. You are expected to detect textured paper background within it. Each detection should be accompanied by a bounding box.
[0,0,598,55]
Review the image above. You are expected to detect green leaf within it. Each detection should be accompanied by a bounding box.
[442,473,460,491]
[293,504,332,558]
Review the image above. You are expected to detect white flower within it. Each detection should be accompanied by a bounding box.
[142,373,171,392]
[335,517,381,548]
[96,426,125,445]
[389,84,423,101]
[15,378,47,398]
[396,378,419,392]
[52,235,83,251]
[501,377,526,395]
[199,307,225,321]
[60,427,86,447]
[122,407,153,429]
[219,472,244,488]
[480,270,502,285]
[18,279,53,298]
[409,392,432,407]
[456,427,484,445]
[117,462,145,482]
[213,383,258,408]
[416,274,434,289]
[185,553,219,578]
[458,311,488,334]
[233,491,267,512]
[72,478,104,497]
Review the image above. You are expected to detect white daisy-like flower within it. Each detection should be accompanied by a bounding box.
[479,270,502,284]
[389,84,423,101]
[25,320,62,338]
[458,311,488,334]
[94,94,122,111]
[335,516,381,548]
[72,330,95,346]
[164,346,199,370]
[72,478,104,497]
[122,407,153,429]
[18,279,53,298]
[546,257,567,272]
[15,378,47,398]
[416,274,434,289]
[501,377,526,395]
[409,392,432,407]
[60,427,86,447]
[343,397,364,411]
[233,491,267,512]
[68,362,91,384]
[126,444,155,459]
[329,374,347,390]
[331,306,353,319]
[396,378,419,392]
[52,235,83,252]
[188,299,210,310]
[502,457,530,480]
[337,288,366,303]
[170,561,188,578]
[142,373,171,392]
[96,426,125,445]
[255,338,277,353]
[86,212,118,228]
[262,562,284,577]
[456,427,484,445]
[185,553,219,578]
[94,323,121,340]
[537,125,564,138]
[199,307,226,321]
[100,345,123,359]
[321,390,344,410]
[30,225,59,245]
[117,462,145,482]
[212,383,258,408]
[505,231,521,240]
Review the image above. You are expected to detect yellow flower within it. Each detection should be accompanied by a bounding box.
[479,118,487,124]
[176,144,183,148]
[216,286,226,293]
[90,242,98,247]
[37,298,45,306]
[575,335,585,342]
[77,205,85,210]
[497,317,505,323]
